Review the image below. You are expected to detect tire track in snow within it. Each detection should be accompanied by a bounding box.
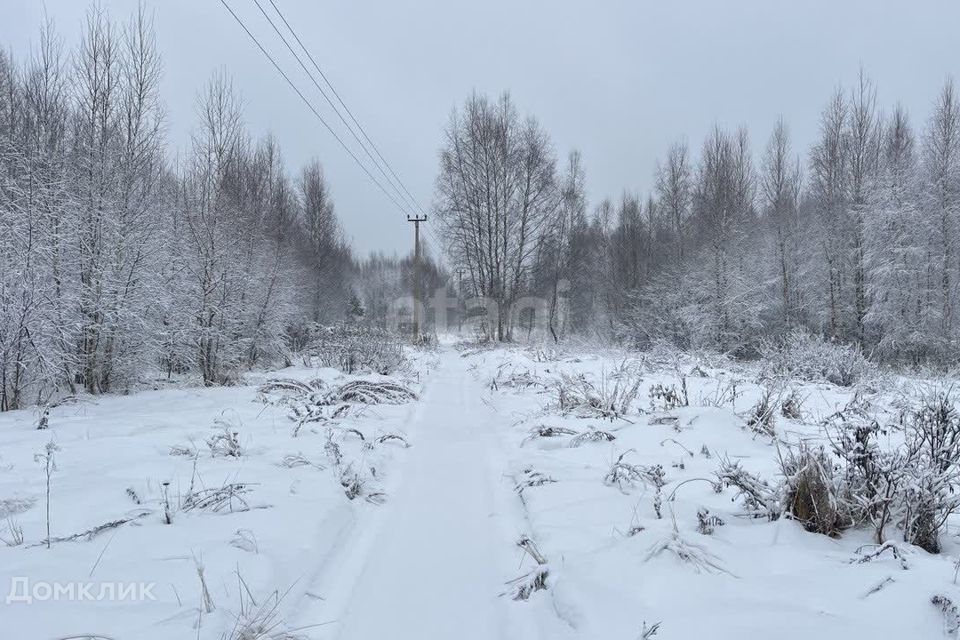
[292,348,529,639]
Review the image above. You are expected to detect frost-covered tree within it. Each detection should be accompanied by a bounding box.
[865,106,929,361]
[845,71,882,343]
[655,141,692,263]
[921,78,960,347]
[0,6,359,410]
[434,92,559,340]
[761,118,803,327]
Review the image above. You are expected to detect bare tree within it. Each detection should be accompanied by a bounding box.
[761,118,803,326]
[845,70,882,343]
[809,88,849,338]
[656,141,692,263]
[434,92,559,340]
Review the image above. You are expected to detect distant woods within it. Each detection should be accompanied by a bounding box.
[435,78,960,363]
[5,5,960,410]
[0,5,433,410]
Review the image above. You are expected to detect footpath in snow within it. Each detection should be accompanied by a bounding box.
[304,349,533,639]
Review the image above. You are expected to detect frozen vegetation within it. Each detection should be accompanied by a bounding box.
[5,3,960,639]
[3,338,960,638]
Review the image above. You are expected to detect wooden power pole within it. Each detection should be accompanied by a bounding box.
[407,214,427,342]
[456,267,465,333]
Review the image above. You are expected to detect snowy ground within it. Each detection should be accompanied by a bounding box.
[1,343,958,639]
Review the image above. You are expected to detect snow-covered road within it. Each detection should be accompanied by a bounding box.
[299,349,536,640]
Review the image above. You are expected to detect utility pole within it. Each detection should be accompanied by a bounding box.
[456,267,465,333]
[407,214,427,342]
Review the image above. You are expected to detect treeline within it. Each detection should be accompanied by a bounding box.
[0,7,357,410]
[354,252,446,328]
[435,77,960,364]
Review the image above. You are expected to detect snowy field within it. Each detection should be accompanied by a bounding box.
[1,342,959,639]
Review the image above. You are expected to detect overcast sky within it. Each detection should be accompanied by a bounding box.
[4,0,960,256]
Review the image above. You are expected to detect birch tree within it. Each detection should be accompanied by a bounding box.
[761,118,803,327]
[921,78,960,346]
[434,92,559,340]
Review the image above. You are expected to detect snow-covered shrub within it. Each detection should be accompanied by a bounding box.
[781,443,849,536]
[931,594,960,637]
[745,386,778,436]
[759,329,874,387]
[169,443,198,457]
[696,508,724,535]
[182,482,253,513]
[521,424,579,445]
[713,385,960,551]
[278,453,325,470]
[821,400,899,540]
[797,388,960,551]
[260,377,415,436]
[339,463,384,503]
[208,419,243,457]
[568,428,616,447]
[325,380,417,405]
[604,451,666,492]
[850,541,909,569]
[258,378,326,406]
[490,367,547,392]
[644,528,730,574]
[1,517,24,547]
[514,468,556,494]
[221,576,308,640]
[376,432,410,447]
[715,457,780,520]
[780,387,804,420]
[302,324,405,375]
[504,536,549,600]
[324,437,343,470]
[698,376,742,408]
[555,364,642,420]
[648,381,687,411]
[900,390,960,553]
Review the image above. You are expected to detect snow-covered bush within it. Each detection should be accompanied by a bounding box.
[490,367,547,392]
[208,419,243,458]
[780,387,804,420]
[221,575,309,640]
[715,457,780,520]
[301,324,405,375]
[604,451,666,492]
[648,381,687,411]
[696,508,724,535]
[781,388,960,551]
[781,443,849,536]
[899,390,960,553]
[745,386,778,436]
[259,377,415,436]
[554,361,642,419]
[568,428,616,447]
[326,380,417,405]
[182,482,253,513]
[504,536,549,600]
[759,329,874,387]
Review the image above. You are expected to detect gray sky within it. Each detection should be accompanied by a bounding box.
[4,0,960,256]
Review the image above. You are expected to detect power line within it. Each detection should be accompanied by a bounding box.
[250,0,419,217]
[222,0,445,261]
[262,0,444,260]
[253,0,452,260]
[218,0,412,218]
[265,0,427,217]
